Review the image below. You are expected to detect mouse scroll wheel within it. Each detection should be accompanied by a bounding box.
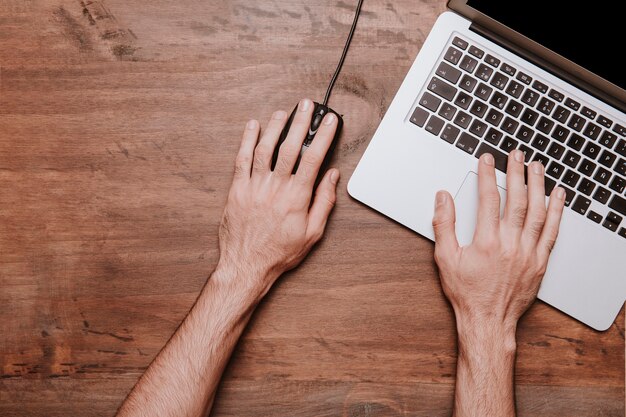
[311,113,324,131]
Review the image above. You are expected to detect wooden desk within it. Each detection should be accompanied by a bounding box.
[0,1,623,415]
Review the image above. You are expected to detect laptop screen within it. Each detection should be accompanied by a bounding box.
[466,0,624,91]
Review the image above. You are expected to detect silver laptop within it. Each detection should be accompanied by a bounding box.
[348,1,626,331]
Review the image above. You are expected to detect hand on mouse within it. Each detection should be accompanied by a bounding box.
[217,98,340,295]
[431,150,565,416]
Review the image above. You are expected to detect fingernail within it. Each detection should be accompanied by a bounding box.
[273,110,286,120]
[533,162,543,175]
[514,149,524,163]
[246,119,258,130]
[435,191,447,207]
[556,187,565,200]
[330,169,339,184]
[483,153,494,166]
[299,99,311,112]
[324,113,335,125]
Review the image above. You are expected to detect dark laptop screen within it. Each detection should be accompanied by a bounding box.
[467,0,624,91]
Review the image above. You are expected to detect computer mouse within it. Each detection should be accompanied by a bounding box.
[271,101,343,177]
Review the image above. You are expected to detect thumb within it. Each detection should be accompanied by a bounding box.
[432,190,459,258]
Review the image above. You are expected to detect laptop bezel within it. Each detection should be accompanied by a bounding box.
[447,0,626,112]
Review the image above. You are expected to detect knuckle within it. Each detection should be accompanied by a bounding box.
[528,220,545,236]
[511,206,527,227]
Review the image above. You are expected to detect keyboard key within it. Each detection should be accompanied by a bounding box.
[500,136,518,153]
[410,107,429,127]
[596,172,612,191]
[609,175,625,193]
[438,103,457,121]
[562,169,581,187]
[598,149,617,168]
[547,142,565,159]
[452,37,468,50]
[505,80,523,99]
[603,212,622,232]
[475,142,508,172]
[613,124,626,137]
[501,62,517,76]
[516,72,532,84]
[485,108,503,126]
[531,134,550,151]
[532,80,549,94]
[521,89,539,106]
[436,61,462,83]
[563,151,581,168]
[598,115,613,128]
[474,83,493,101]
[548,89,565,102]
[566,133,585,151]
[455,92,472,109]
[469,100,488,118]
[469,119,488,137]
[583,122,601,140]
[505,100,523,117]
[489,91,508,109]
[454,111,472,129]
[581,106,597,119]
[425,115,445,136]
[603,221,618,232]
[620,228,626,238]
[615,139,626,157]
[441,123,461,143]
[420,92,442,111]
[609,194,626,216]
[608,212,623,225]
[562,186,575,206]
[616,158,626,176]
[456,132,479,154]
[537,97,556,115]
[444,46,462,65]
[532,152,550,166]
[599,131,618,149]
[485,54,500,67]
[587,210,602,223]
[459,55,479,73]
[485,128,503,146]
[475,64,494,82]
[537,117,555,134]
[577,178,595,195]
[544,176,557,196]
[428,77,457,101]
[593,186,611,204]
[567,114,585,132]
[582,142,600,159]
[564,97,581,111]
[572,195,591,215]
[469,45,484,58]
[459,74,478,92]
[519,144,534,162]
[490,72,509,90]
[501,117,519,135]
[579,159,597,177]
[546,161,565,179]
[516,125,533,143]
[552,106,571,124]
[521,108,540,127]
[551,125,569,142]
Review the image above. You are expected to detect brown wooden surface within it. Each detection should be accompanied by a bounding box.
[0,1,623,416]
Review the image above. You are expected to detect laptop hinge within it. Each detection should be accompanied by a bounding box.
[469,23,626,114]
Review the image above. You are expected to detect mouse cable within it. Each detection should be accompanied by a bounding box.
[322,0,364,106]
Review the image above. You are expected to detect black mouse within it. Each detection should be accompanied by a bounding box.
[271,101,343,177]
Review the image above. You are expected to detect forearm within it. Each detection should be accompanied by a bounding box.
[453,315,517,417]
[116,262,275,417]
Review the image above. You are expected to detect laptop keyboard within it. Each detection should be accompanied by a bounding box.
[409,35,626,239]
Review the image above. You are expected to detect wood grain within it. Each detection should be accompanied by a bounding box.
[0,0,623,416]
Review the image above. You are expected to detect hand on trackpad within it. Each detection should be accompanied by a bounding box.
[453,171,507,247]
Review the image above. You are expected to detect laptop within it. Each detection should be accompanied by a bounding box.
[348,0,626,331]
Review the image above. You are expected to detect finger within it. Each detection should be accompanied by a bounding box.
[306,168,339,242]
[274,99,314,177]
[502,149,528,234]
[252,110,288,177]
[473,153,501,244]
[295,113,338,189]
[537,186,566,263]
[522,161,547,245]
[233,119,260,181]
[432,190,460,261]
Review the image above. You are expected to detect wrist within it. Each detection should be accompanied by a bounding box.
[455,312,518,356]
[212,257,280,301]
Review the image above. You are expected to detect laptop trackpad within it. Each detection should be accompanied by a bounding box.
[454,171,507,247]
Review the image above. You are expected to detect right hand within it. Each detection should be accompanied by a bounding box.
[431,150,566,331]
